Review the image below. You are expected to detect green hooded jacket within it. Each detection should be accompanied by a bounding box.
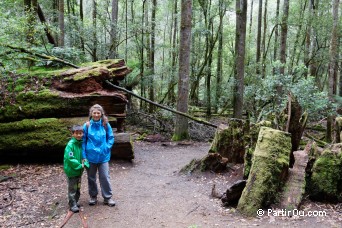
[63,137,84,177]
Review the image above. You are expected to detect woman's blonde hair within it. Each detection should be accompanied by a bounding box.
[89,104,108,126]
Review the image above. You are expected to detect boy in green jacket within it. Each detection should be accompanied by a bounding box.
[63,125,89,213]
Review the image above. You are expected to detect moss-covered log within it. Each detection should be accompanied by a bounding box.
[237,127,291,216]
[209,119,247,163]
[0,59,130,123]
[307,143,342,202]
[0,117,134,162]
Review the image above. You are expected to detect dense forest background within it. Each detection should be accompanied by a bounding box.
[0,0,341,141]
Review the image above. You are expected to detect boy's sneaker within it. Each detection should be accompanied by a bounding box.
[88,197,97,206]
[104,198,116,207]
[70,205,79,213]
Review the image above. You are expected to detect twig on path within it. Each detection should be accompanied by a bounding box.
[60,209,88,228]
[186,205,201,216]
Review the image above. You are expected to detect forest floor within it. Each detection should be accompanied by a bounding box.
[0,141,341,228]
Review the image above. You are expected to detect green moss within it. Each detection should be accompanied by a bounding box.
[237,127,291,216]
[172,131,190,141]
[0,118,70,151]
[309,144,342,201]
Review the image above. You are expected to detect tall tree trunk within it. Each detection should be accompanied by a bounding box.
[233,0,247,119]
[256,0,262,75]
[309,0,318,77]
[58,0,65,46]
[326,0,340,142]
[272,0,280,75]
[304,0,314,77]
[168,0,178,105]
[91,0,97,61]
[215,0,225,113]
[279,0,289,76]
[140,0,147,108]
[261,0,267,78]
[248,0,254,35]
[110,0,118,58]
[173,0,192,141]
[148,0,156,113]
[79,0,85,52]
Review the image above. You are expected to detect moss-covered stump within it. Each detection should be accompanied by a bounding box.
[308,143,342,202]
[209,119,247,163]
[0,59,130,125]
[243,120,272,179]
[237,127,292,216]
[0,117,134,162]
[180,153,229,174]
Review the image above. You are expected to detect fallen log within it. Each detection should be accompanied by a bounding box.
[237,127,292,216]
[0,117,134,162]
[278,143,311,210]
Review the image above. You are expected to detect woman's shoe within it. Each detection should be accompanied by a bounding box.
[104,198,116,207]
[88,196,97,206]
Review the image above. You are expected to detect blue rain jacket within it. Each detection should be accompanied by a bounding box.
[82,119,115,164]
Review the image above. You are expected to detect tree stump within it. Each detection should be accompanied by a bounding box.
[209,119,247,163]
[237,127,291,216]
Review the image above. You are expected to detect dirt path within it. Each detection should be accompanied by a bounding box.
[1,141,341,227]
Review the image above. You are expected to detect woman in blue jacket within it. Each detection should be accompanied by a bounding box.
[82,104,116,207]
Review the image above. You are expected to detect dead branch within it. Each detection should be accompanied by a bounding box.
[106,80,218,128]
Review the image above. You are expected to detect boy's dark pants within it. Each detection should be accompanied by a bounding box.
[67,176,81,208]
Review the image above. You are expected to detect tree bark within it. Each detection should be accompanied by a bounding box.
[256,0,262,75]
[58,0,65,46]
[326,0,340,142]
[172,0,192,141]
[233,0,247,118]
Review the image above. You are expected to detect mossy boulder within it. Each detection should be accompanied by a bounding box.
[237,127,292,216]
[308,143,342,202]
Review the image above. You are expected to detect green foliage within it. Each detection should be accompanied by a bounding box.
[244,73,334,122]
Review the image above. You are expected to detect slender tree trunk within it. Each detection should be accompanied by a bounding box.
[168,0,178,105]
[79,0,85,52]
[233,0,247,118]
[261,0,267,78]
[256,0,262,75]
[326,0,340,142]
[309,0,318,77]
[58,0,65,46]
[140,0,146,108]
[304,0,314,77]
[215,0,225,113]
[248,0,254,35]
[279,0,289,76]
[110,0,118,58]
[91,0,97,61]
[272,0,280,75]
[148,0,156,113]
[173,0,192,141]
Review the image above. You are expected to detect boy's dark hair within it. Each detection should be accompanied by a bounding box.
[71,125,83,133]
